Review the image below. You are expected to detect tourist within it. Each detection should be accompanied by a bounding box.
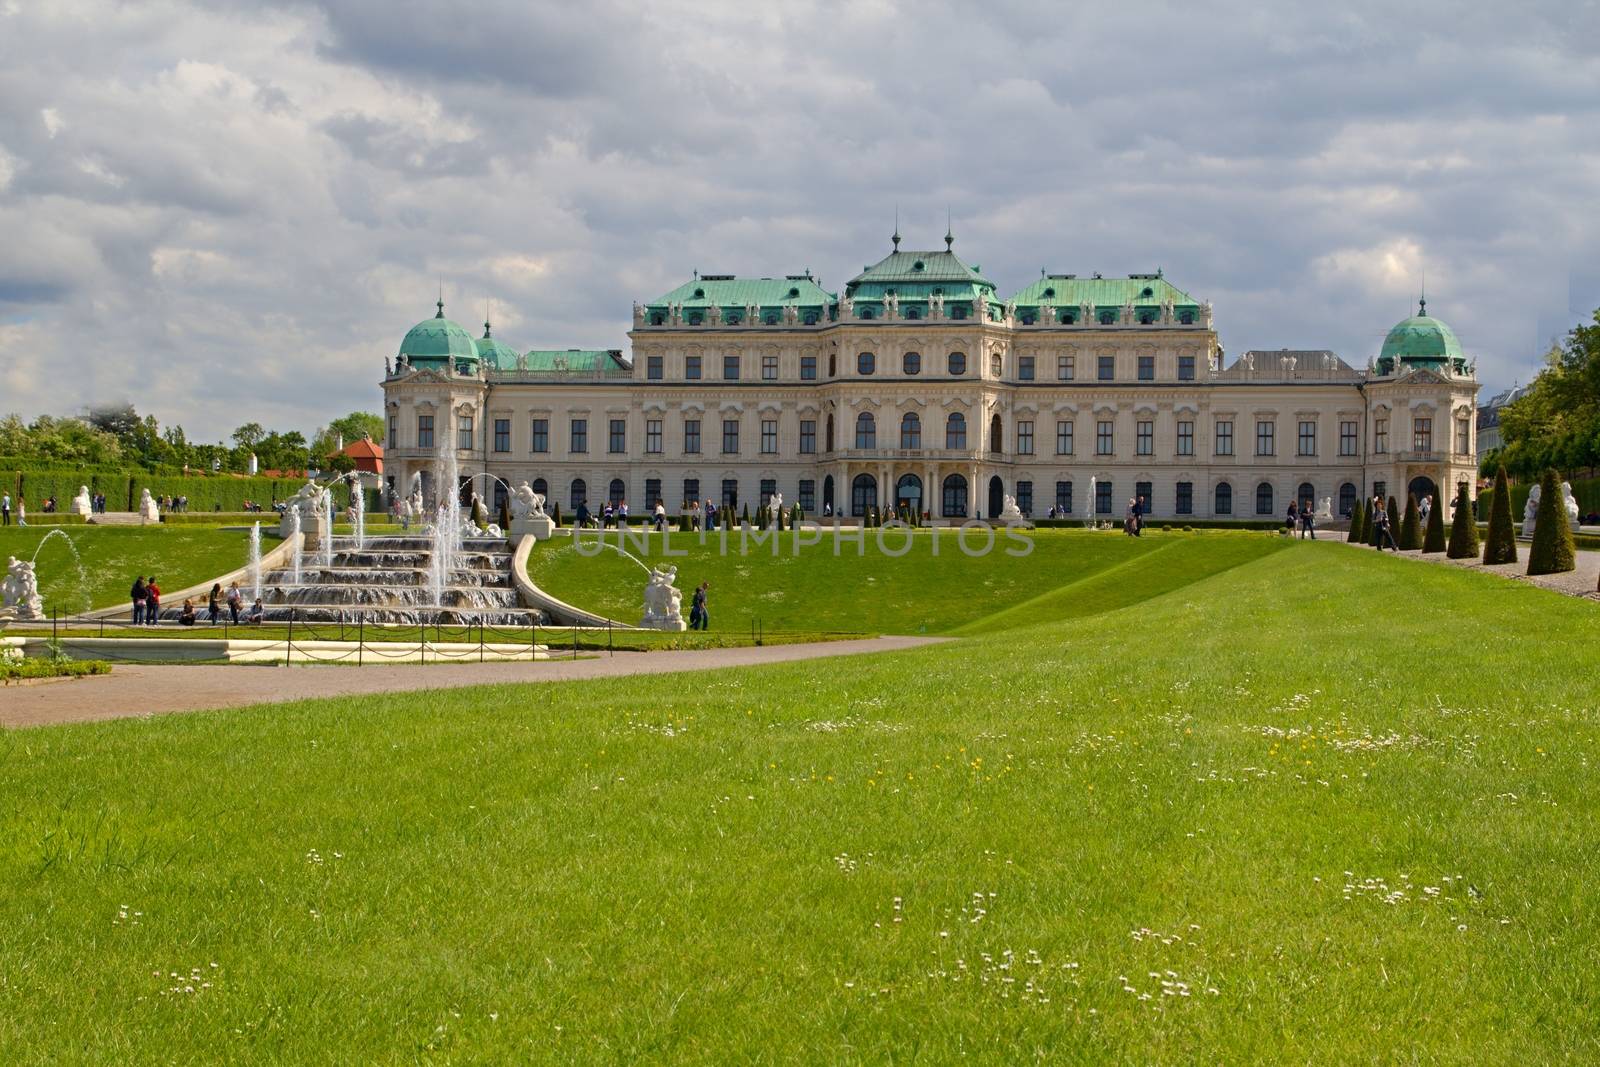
[226,581,243,624]
[690,582,709,630]
[703,498,716,532]
[1419,494,1433,527]
[1136,496,1147,534]
[178,599,197,626]
[1300,502,1315,540]
[1,492,9,526]
[618,499,629,526]
[131,575,148,624]
[1125,498,1138,536]
[208,583,222,625]
[575,500,592,529]
[1375,502,1399,552]
[654,500,667,531]
[145,576,161,624]
[247,598,264,624]
[15,497,24,527]
[1286,500,1298,534]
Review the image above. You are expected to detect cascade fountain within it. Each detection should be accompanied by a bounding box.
[1085,476,1098,529]
[351,474,366,550]
[30,528,90,613]
[288,507,303,585]
[427,437,464,608]
[248,522,263,601]
[319,488,335,570]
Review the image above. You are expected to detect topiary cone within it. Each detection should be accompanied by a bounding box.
[1446,481,1480,559]
[1347,499,1366,543]
[1482,464,1518,564]
[1422,485,1447,552]
[1399,493,1422,549]
[1527,468,1577,575]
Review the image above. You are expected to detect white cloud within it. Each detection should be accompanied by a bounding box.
[40,107,62,138]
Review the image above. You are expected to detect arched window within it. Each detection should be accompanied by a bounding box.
[1021,314,1035,326]
[905,307,921,320]
[989,413,1003,454]
[949,351,966,375]
[851,474,878,517]
[1338,482,1357,517]
[828,353,836,376]
[803,311,818,325]
[1297,482,1315,510]
[532,477,548,499]
[896,473,923,509]
[903,351,921,375]
[991,354,1002,376]
[946,413,967,449]
[825,414,834,452]
[1179,310,1195,325]
[1255,481,1274,516]
[609,478,626,505]
[855,412,876,449]
[858,351,875,375]
[900,412,921,449]
[688,312,703,325]
[570,478,587,510]
[1215,482,1232,516]
[860,307,875,320]
[1099,310,1115,325]
[942,474,968,517]
[1138,312,1154,325]
[651,314,665,326]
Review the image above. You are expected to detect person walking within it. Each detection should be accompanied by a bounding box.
[208,583,223,625]
[1300,501,1315,540]
[131,576,148,624]
[144,576,161,624]
[2,492,10,526]
[227,581,243,624]
[1286,500,1298,535]
[1136,495,1147,536]
[15,497,24,527]
[690,582,709,630]
[1375,501,1400,551]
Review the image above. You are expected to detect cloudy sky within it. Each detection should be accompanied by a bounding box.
[1,0,1597,441]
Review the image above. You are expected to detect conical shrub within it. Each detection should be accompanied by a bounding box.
[1422,486,1447,552]
[1527,468,1576,575]
[1399,494,1422,549]
[1347,499,1365,543]
[1482,464,1518,564]
[1446,482,1480,559]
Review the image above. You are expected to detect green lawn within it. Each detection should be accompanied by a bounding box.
[0,525,265,613]
[3,542,1599,1061]
[525,526,1289,634]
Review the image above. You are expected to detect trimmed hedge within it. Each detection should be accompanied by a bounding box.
[1399,494,1422,550]
[1347,499,1366,543]
[1482,465,1518,565]
[1422,487,1447,552]
[1446,482,1480,559]
[1030,517,1284,530]
[1527,468,1577,575]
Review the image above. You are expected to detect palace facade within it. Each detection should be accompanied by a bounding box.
[380,237,1481,522]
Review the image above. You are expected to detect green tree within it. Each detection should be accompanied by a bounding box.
[1399,494,1422,549]
[1526,468,1577,575]
[231,422,267,451]
[1347,498,1366,543]
[1446,482,1480,559]
[1422,485,1447,552]
[1482,464,1518,565]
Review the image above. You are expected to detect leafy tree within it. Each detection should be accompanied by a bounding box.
[1482,464,1518,565]
[86,402,141,442]
[231,422,267,451]
[1447,482,1480,559]
[1422,485,1447,552]
[1526,468,1577,575]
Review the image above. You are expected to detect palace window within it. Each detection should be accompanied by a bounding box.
[951,305,967,320]
[904,351,921,375]
[1097,420,1114,456]
[388,414,396,447]
[531,418,548,453]
[1215,482,1232,515]
[799,480,816,511]
[683,419,701,454]
[855,412,876,449]
[858,351,875,375]
[647,355,663,380]
[721,479,738,506]
[1137,420,1153,456]
[1339,482,1357,516]
[1256,420,1275,456]
[1138,355,1154,381]
[949,351,967,375]
[457,415,474,451]
[1179,310,1195,325]
[946,412,967,449]
[1058,354,1075,380]
[1017,481,1033,515]
[1177,420,1194,456]
[942,474,968,517]
[760,479,777,506]
[685,354,702,380]
[825,415,834,451]
[901,413,921,450]
[1017,420,1034,455]
[1456,414,1471,454]
[608,419,626,454]
[417,414,434,449]
[1099,310,1115,325]
[1375,416,1389,453]
[1019,356,1035,380]
[646,419,662,454]
[1255,481,1274,515]
[1176,481,1193,515]
[1178,354,1196,380]
[723,355,740,380]
[1055,480,1073,514]
[1298,420,1316,456]
[828,353,836,376]
[1340,420,1358,456]
[721,419,739,454]
[1056,420,1073,455]
[1136,481,1152,512]
[493,418,510,453]
[570,478,586,509]
[1215,420,1233,456]
[989,413,1003,454]
[1413,416,1433,451]
[991,354,1003,377]
[645,479,661,508]
[1096,480,1113,514]
[800,354,817,380]
[683,478,699,506]
[761,419,777,454]
[799,419,816,454]
[1098,355,1115,380]
[762,355,778,381]
[1374,480,1386,501]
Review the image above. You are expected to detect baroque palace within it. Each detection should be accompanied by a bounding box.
[381,234,1480,522]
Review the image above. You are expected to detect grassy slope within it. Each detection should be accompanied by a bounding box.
[523,528,1262,634]
[0,525,262,612]
[2,543,1599,1062]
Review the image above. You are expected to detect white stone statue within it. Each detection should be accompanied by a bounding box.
[884,291,899,319]
[1528,481,1583,538]
[139,488,160,524]
[768,492,784,529]
[1317,496,1333,520]
[999,493,1025,523]
[1079,301,1094,325]
[71,485,92,519]
[707,303,722,325]
[839,294,854,319]
[509,481,547,520]
[929,292,945,319]
[286,479,326,517]
[1039,304,1056,324]
[640,565,686,631]
[633,302,645,328]
[1,556,43,620]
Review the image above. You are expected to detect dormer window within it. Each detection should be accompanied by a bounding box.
[693,287,705,298]
[1141,287,1154,298]
[1021,314,1035,326]
[765,314,778,325]
[1062,313,1076,324]
[788,287,800,297]
[651,314,665,326]
[912,261,925,271]
[726,313,740,325]
[860,308,875,320]
[803,311,818,325]
[952,306,967,320]
[1179,310,1194,325]
[906,308,921,320]
[1138,312,1154,325]
[1043,287,1055,298]
[688,312,703,325]
[1099,311,1115,325]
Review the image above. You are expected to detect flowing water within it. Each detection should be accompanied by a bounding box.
[1085,476,1098,528]
[288,507,303,585]
[352,478,366,550]
[248,522,262,601]
[29,527,91,613]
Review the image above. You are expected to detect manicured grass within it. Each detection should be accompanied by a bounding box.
[0,525,264,612]
[3,542,1598,1061]
[525,526,1286,634]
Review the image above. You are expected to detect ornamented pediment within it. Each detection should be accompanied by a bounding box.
[1401,368,1446,385]
[402,368,450,385]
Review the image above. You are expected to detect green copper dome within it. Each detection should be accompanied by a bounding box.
[399,300,480,366]
[473,320,519,370]
[1378,301,1462,367]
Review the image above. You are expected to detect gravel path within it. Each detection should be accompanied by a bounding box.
[0,636,947,729]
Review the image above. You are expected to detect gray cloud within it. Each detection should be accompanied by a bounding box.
[0,0,1596,439]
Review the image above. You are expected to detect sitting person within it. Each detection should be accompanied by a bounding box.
[178,599,197,626]
[246,598,265,624]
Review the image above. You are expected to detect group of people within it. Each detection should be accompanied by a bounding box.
[132,577,265,625]
[1123,495,1148,536]
[1285,501,1318,539]
[688,581,710,630]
